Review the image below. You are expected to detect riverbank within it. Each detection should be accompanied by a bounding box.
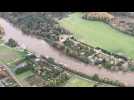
[83,12,134,36]
[2,17,134,86]
[59,13,134,59]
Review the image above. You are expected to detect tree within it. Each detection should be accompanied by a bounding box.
[92,74,99,81]
[47,57,55,64]
[79,56,89,64]
[0,26,4,39]
[15,66,32,75]
[102,61,113,70]
[6,38,18,47]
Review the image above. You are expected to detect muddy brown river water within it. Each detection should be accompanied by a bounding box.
[1,18,134,86]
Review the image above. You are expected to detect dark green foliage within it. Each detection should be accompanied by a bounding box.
[128,66,134,71]
[5,38,18,47]
[102,61,112,69]
[0,12,71,44]
[64,39,74,47]
[92,74,99,81]
[15,66,32,75]
[47,57,55,65]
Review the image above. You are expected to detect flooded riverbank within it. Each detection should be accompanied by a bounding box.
[1,17,134,86]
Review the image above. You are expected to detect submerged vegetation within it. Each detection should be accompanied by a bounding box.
[1,12,134,72]
[1,12,134,87]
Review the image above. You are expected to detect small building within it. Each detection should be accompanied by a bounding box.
[16,62,28,68]
[59,35,73,43]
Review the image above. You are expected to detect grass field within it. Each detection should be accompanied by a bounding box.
[15,70,34,86]
[59,13,134,59]
[64,74,115,87]
[16,71,34,80]
[64,75,97,87]
[0,44,26,65]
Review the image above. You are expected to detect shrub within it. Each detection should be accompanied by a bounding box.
[128,66,134,71]
[92,74,99,81]
[102,62,113,69]
[79,56,89,64]
[5,38,18,47]
[15,66,32,75]
[47,57,55,65]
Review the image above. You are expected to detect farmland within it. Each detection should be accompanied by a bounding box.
[64,75,97,87]
[59,13,134,59]
[64,75,114,87]
[15,70,34,86]
[0,44,26,65]
[0,42,114,87]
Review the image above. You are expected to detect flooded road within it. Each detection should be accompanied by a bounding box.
[1,17,134,86]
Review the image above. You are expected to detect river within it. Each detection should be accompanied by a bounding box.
[1,17,134,86]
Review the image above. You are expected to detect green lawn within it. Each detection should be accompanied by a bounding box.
[64,75,96,87]
[59,13,134,59]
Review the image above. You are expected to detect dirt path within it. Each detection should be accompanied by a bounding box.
[1,18,134,86]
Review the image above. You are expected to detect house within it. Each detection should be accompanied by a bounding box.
[59,35,72,43]
[16,62,28,68]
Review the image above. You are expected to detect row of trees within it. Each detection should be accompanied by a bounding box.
[82,13,112,24]
[91,74,125,87]
[0,12,71,44]
[83,12,134,37]
[15,66,33,75]
[53,37,131,72]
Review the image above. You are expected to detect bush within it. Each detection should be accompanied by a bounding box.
[5,38,18,47]
[92,74,99,81]
[15,66,32,75]
[79,56,89,64]
[102,62,112,69]
[128,66,134,71]
[47,57,55,64]
[64,39,74,47]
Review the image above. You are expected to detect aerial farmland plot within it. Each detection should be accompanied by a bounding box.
[64,75,115,87]
[15,70,34,86]
[0,44,26,65]
[59,13,134,59]
[64,75,97,87]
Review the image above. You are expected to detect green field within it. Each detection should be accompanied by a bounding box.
[64,75,97,87]
[59,13,134,59]
[15,70,34,86]
[16,71,34,80]
[0,44,26,65]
